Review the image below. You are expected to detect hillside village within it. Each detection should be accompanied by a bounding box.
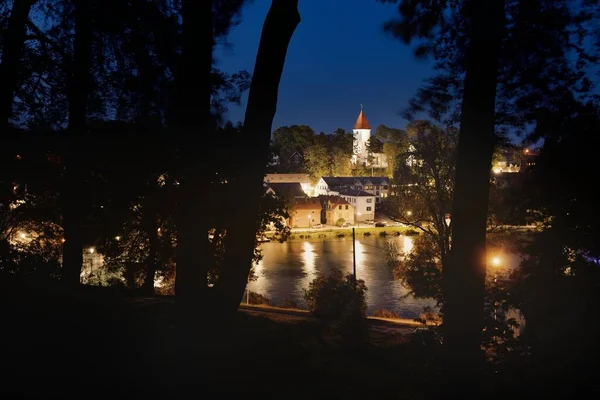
[264,108,539,230]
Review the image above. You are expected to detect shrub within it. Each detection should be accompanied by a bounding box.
[363,231,371,236]
[335,218,345,227]
[304,269,368,341]
[373,308,401,319]
[336,233,345,238]
[379,231,388,237]
[248,291,271,305]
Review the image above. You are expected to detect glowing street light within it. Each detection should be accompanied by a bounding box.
[406,210,413,217]
[491,256,502,267]
[88,247,95,254]
[19,233,26,239]
[115,236,121,241]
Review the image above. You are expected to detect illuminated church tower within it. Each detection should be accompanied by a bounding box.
[352,105,371,165]
[351,105,387,168]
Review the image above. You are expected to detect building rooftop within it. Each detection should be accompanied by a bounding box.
[266,182,306,199]
[265,173,311,184]
[339,189,375,197]
[321,176,390,187]
[353,109,371,130]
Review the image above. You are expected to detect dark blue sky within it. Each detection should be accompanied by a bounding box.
[214,0,434,134]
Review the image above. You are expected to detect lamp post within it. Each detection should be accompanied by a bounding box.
[491,255,502,320]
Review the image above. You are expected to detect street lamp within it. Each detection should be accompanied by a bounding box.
[406,210,412,217]
[490,255,502,320]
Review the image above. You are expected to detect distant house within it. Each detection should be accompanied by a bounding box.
[289,198,322,228]
[265,182,307,201]
[314,176,390,203]
[521,148,540,172]
[339,189,376,222]
[324,196,355,226]
[265,173,313,196]
[289,151,304,166]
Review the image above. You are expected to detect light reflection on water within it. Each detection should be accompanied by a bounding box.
[248,235,523,319]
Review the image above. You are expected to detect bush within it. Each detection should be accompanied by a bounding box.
[379,231,388,237]
[248,291,271,305]
[363,231,371,236]
[303,269,368,341]
[373,308,401,319]
[335,218,345,227]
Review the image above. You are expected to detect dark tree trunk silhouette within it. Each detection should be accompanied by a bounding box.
[443,0,505,395]
[173,0,213,362]
[0,0,36,129]
[61,0,94,287]
[216,0,300,320]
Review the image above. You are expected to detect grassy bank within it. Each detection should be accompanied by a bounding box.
[268,225,421,241]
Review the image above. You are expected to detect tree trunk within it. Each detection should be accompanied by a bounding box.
[173,0,213,380]
[0,0,36,129]
[61,0,94,288]
[215,0,300,321]
[443,0,505,395]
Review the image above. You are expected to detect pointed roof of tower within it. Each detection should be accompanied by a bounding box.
[353,106,371,130]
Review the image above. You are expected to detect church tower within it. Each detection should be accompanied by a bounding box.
[352,105,371,165]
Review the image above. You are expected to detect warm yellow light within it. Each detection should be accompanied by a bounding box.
[19,233,26,239]
[115,236,121,241]
[89,247,95,254]
[61,238,66,243]
[493,168,501,174]
[406,210,412,216]
[491,256,501,267]
[157,228,161,232]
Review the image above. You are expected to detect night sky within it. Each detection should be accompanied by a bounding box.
[215,0,434,134]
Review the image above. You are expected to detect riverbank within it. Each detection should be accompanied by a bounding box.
[265,224,540,242]
[268,225,420,241]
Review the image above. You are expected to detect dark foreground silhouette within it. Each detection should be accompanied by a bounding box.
[2,278,595,398]
[1,280,443,398]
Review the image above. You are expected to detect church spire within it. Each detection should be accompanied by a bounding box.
[353,106,370,130]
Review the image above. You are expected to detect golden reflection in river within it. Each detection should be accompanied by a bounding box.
[354,239,366,270]
[403,236,414,254]
[301,241,316,273]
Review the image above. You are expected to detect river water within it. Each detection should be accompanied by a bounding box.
[246,235,522,319]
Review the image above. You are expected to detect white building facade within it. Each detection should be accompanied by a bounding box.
[339,189,376,222]
[314,176,390,204]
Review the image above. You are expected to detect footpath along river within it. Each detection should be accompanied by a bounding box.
[246,234,522,319]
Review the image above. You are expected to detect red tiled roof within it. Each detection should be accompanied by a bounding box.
[354,109,371,130]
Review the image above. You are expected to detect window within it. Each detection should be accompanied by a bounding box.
[366,207,372,211]
[383,186,388,190]
[339,205,342,210]
[366,198,372,203]
[345,205,348,210]
[376,191,379,195]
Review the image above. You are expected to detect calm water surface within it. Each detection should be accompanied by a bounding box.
[247,235,522,319]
